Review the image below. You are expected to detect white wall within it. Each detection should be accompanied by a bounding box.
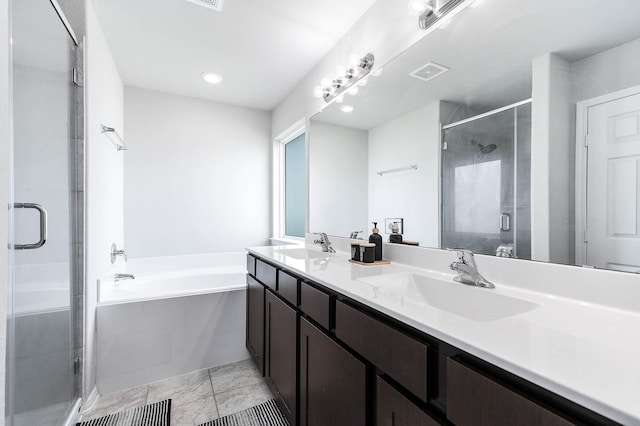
[123,86,271,258]
[309,121,368,237]
[531,53,573,264]
[572,37,640,103]
[84,0,125,397]
[368,101,441,246]
[272,0,434,139]
[0,0,10,421]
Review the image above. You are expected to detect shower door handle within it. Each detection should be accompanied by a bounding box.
[499,213,511,232]
[13,203,48,249]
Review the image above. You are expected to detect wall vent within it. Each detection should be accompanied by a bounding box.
[184,0,224,12]
[409,62,449,82]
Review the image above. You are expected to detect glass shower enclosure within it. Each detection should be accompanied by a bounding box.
[5,0,81,424]
[441,100,532,259]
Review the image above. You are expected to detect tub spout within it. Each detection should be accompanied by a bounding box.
[114,273,135,282]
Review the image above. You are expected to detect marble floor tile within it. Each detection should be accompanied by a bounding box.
[80,385,148,421]
[171,392,219,426]
[214,381,274,418]
[209,358,263,394]
[147,368,211,403]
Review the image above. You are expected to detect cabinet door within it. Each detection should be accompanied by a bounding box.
[300,317,366,426]
[377,377,442,426]
[246,275,265,375]
[265,291,298,426]
[447,357,576,426]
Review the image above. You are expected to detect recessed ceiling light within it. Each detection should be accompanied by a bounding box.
[201,72,223,84]
[341,105,354,113]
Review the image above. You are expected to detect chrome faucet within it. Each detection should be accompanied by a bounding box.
[111,243,127,264]
[350,230,363,239]
[313,233,336,253]
[114,273,135,282]
[449,249,495,289]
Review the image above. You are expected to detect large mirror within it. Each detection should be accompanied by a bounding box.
[309,0,640,272]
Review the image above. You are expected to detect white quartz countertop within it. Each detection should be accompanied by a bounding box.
[248,245,640,425]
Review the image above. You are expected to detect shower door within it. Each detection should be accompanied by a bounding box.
[6,0,80,424]
[441,102,531,258]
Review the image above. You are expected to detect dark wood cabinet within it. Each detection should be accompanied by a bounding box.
[377,376,442,426]
[246,274,265,375]
[300,317,366,426]
[278,270,299,306]
[335,300,430,402]
[246,254,615,426]
[446,357,576,426]
[256,258,277,290]
[299,281,332,330]
[265,291,298,426]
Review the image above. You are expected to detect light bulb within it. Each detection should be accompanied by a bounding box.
[348,53,362,67]
[336,95,345,104]
[320,77,332,88]
[348,85,359,96]
[201,72,223,84]
[410,0,432,14]
[313,86,324,99]
[358,78,369,87]
[336,67,347,79]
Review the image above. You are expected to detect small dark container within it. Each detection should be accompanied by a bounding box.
[389,233,403,244]
[351,243,361,262]
[361,243,376,263]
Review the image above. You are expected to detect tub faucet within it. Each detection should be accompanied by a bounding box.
[449,249,495,289]
[314,233,336,253]
[114,273,135,282]
[111,243,127,264]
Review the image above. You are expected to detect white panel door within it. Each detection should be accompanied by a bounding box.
[586,93,640,272]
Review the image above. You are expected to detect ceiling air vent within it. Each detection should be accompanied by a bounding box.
[184,0,223,12]
[409,62,449,82]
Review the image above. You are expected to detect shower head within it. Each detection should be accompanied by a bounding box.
[470,139,497,155]
[478,143,497,155]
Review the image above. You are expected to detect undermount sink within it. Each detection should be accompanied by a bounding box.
[276,248,336,260]
[358,273,538,322]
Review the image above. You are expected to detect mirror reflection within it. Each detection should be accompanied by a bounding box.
[309,0,640,272]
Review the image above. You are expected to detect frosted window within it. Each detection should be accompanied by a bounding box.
[454,160,501,234]
[285,133,305,237]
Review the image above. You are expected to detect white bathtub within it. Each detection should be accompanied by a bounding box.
[96,251,250,394]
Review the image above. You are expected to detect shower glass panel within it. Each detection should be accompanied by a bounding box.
[6,0,79,424]
[441,102,531,258]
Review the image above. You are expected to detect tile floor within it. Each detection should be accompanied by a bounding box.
[79,359,274,425]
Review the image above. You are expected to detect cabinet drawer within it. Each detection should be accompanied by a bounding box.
[277,270,298,306]
[335,301,429,402]
[447,357,575,426]
[246,254,256,276]
[256,259,277,290]
[300,281,332,330]
[377,377,442,426]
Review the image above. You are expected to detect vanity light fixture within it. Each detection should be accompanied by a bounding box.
[201,72,223,84]
[418,0,468,30]
[313,53,375,104]
[341,105,354,113]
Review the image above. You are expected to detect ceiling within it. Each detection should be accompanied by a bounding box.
[314,0,640,130]
[92,0,377,111]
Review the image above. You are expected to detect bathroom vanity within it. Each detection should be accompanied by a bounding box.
[245,246,637,425]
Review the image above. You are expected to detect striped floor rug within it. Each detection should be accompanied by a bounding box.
[199,399,288,426]
[76,399,171,426]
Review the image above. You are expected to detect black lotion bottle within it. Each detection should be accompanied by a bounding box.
[369,222,383,261]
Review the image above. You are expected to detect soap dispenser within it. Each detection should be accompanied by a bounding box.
[389,222,403,244]
[369,222,383,261]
